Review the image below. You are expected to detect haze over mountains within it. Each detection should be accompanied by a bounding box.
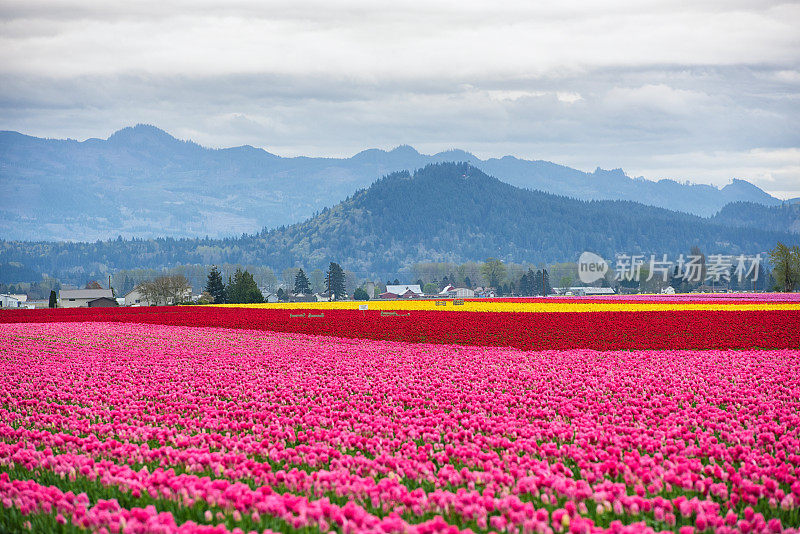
[3,163,797,283]
[0,124,786,242]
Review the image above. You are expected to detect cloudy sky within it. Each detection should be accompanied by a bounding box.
[2,0,799,197]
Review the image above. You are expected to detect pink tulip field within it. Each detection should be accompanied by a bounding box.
[2,321,799,534]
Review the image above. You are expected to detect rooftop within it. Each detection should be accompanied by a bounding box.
[59,289,113,299]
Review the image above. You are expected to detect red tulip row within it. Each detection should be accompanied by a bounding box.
[475,294,800,303]
[3,322,800,534]
[1,306,798,350]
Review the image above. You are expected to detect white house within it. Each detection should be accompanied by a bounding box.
[473,287,496,298]
[59,289,114,308]
[0,294,28,308]
[124,287,151,306]
[262,291,279,303]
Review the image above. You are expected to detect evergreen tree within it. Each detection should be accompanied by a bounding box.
[227,268,264,304]
[353,287,370,301]
[518,272,528,296]
[224,276,233,303]
[533,270,543,296]
[464,276,472,289]
[205,266,226,304]
[520,268,536,296]
[542,268,552,295]
[326,262,346,300]
[294,268,311,294]
[48,290,57,308]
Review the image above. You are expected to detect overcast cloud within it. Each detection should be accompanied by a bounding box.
[1,0,799,197]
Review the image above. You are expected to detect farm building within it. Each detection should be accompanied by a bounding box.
[439,286,475,298]
[88,297,118,307]
[58,289,114,308]
[0,293,28,308]
[382,285,423,299]
[555,287,616,296]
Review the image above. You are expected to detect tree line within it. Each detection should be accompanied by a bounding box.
[203,267,263,304]
[203,262,348,303]
[137,274,192,305]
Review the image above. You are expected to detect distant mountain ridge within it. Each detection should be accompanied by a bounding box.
[0,124,783,241]
[3,163,796,283]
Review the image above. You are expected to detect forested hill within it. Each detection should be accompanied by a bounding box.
[2,163,796,282]
[0,125,782,241]
[711,201,800,235]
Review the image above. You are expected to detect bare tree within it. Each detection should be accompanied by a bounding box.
[136,274,191,305]
[167,274,191,304]
[136,279,161,306]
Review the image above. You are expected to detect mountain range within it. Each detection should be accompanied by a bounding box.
[0,124,787,242]
[2,163,796,283]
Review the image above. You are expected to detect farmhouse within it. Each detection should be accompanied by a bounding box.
[124,287,151,306]
[58,289,114,308]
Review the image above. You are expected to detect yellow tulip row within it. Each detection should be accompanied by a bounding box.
[216,299,800,313]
